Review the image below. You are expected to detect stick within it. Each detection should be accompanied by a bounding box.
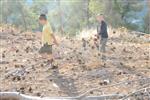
[0,92,124,100]
[122,86,150,100]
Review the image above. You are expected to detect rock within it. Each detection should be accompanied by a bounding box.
[25,47,30,53]
[99,80,109,86]
[77,59,82,64]
[12,76,21,81]
[120,62,123,66]
[51,65,58,69]
[91,46,95,49]
[90,91,94,94]
[0,61,9,64]
[19,87,25,94]
[15,49,19,53]
[28,87,33,93]
[111,47,116,52]
[36,92,41,96]
[104,79,110,84]
[117,72,122,75]
[128,56,132,59]
[2,53,5,58]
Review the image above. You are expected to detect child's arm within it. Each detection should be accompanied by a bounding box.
[51,34,58,46]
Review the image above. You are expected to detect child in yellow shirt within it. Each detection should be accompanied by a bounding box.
[38,14,58,66]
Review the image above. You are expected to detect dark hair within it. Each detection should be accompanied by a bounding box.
[39,14,47,20]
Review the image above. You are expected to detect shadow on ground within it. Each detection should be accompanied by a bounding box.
[47,68,79,96]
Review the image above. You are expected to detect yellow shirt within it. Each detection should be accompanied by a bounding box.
[42,21,53,45]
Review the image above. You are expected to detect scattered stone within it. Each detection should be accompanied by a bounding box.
[28,87,32,93]
[36,92,41,96]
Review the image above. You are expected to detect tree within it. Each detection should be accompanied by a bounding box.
[143,0,150,34]
[1,0,30,30]
[113,0,144,28]
[0,0,147,34]
[57,0,64,34]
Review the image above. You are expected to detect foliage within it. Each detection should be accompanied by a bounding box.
[143,13,150,34]
[0,0,148,34]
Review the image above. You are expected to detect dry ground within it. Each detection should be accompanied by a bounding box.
[0,25,150,99]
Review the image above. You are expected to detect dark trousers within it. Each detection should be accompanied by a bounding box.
[99,38,108,60]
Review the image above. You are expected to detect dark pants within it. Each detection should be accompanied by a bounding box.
[100,38,107,52]
[39,43,52,54]
[100,38,108,60]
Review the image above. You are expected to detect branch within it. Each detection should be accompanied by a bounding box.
[122,86,150,100]
[77,77,150,97]
[0,92,124,100]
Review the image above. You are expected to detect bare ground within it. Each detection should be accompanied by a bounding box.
[0,26,150,99]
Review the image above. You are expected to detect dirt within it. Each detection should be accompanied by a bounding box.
[0,25,150,99]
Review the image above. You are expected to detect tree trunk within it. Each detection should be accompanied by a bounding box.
[18,2,27,30]
[86,0,90,28]
[20,9,27,30]
[148,0,150,33]
[58,0,64,35]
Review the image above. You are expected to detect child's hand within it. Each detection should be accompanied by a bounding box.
[51,34,59,46]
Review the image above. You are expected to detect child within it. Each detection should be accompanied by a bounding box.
[38,14,58,67]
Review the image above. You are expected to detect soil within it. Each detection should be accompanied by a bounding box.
[0,25,150,99]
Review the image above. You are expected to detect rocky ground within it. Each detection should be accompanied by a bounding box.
[0,25,150,99]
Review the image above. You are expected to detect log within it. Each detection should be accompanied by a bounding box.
[0,92,124,100]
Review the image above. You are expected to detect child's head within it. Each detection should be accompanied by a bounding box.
[96,14,104,22]
[39,14,47,25]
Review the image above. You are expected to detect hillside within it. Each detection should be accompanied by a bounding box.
[0,25,150,100]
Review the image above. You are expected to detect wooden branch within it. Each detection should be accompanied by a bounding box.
[0,92,124,100]
[77,77,150,97]
[122,86,150,100]
[0,92,42,100]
